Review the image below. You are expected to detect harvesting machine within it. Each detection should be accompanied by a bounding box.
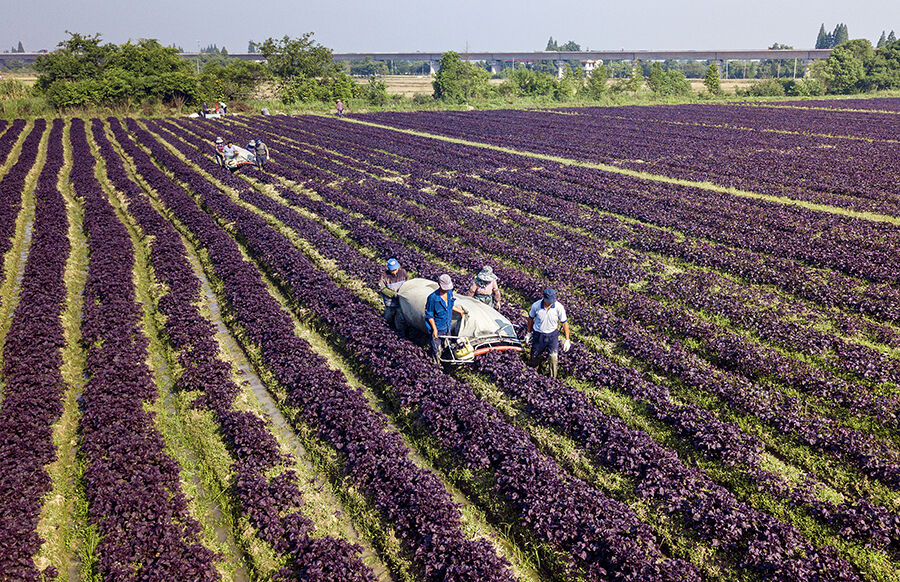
[396,278,523,364]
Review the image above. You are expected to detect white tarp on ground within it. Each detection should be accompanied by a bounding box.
[398,278,517,341]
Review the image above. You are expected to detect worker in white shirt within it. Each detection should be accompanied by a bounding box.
[525,288,571,379]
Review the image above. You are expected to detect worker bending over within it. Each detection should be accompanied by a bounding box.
[424,274,467,364]
[379,258,407,336]
[525,288,571,379]
[467,265,501,309]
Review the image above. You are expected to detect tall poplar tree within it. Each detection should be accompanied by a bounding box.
[816,24,828,49]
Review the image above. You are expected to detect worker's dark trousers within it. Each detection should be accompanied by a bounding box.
[383,304,407,337]
[531,330,560,378]
[473,293,494,308]
[429,330,449,364]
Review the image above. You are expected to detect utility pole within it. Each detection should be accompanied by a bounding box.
[196,40,200,74]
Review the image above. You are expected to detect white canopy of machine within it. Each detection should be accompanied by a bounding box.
[397,278,522,363]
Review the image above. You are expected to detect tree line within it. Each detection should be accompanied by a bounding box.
[811,38,900,93]
[28,32,389,110]
[19,28,900,112]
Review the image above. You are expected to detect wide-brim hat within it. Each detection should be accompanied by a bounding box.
[439,274,453,291]
[215,137,223,143]
[476,265,496,282]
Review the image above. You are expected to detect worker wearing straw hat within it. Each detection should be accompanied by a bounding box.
[466,265,502,310]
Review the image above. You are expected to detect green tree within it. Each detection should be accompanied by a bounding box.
[889,31,898,44]
[16,41,24,53]
[877,31,887,49]
[647,62,665,92]
[34,32,116,93]
[816,24,829,49]
[248,41,257,53]
[583,65,608,99]
[108,39,191,77]
[200,59,268,100]
[818,38,873,93]
[258,33,338,80]
[626,61,643,92]
[648,66,691,96]
[364,75,388,105]
[866,41,900,89]
[432,51,490,103]
[560,41,581,52]
[34,33,201,109]
[555,64,579,100]
[832,24,849,47]
[545,37,558,51]
[742,78,785,96]
[704,63,722,95]
[503,67,557,97]
[258,33,348,104]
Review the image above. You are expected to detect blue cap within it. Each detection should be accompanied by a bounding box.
[386,258,400,271]
[543,288,557,304]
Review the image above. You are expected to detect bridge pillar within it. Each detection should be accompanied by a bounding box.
[583,59,603,76]
[490,61,501,75]
[556,60,567,79]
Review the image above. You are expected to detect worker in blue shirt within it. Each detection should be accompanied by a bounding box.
[424,274,468,364]
[525,288,571,378]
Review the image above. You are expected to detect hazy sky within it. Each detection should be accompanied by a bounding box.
[4,0,900,53]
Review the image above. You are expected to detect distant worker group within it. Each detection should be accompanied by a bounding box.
[200,100,228,118]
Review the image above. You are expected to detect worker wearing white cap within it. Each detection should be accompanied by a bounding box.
[424,274,468,364]
[525,288,571,378]
[379,258,408,335]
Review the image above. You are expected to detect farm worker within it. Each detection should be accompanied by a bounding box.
[525,288,571,379]
[336,100,344,117]
[219,101,227,116]
[379,258,408,335]
[213,137,225,167]
[222,141,236,170]
[213,102,220,115]
[254,139,269,171]
[466,265,501,309]
[424,274,467,364]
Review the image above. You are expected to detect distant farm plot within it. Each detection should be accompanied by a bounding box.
[1,102,899,581]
